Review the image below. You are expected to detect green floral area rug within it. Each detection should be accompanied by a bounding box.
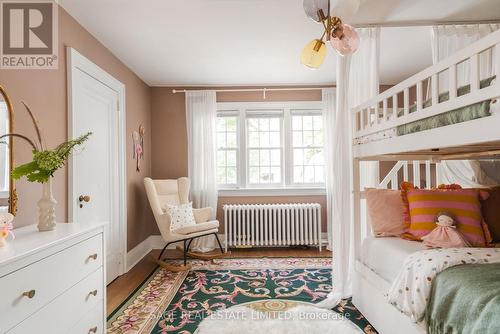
[107,258,377,334]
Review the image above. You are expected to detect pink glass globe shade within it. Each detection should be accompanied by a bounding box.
[330,24,360,56]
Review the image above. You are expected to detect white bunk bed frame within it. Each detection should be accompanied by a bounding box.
[351,29,500,334]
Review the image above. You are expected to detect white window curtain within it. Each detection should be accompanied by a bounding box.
[322,88,336,251]
[320,27,380,308]
[432,25,499,187]
[186,90,218,252]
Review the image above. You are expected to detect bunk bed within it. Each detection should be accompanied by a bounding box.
[351,29,500,334]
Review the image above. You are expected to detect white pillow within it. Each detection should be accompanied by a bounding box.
[163,202,196,231]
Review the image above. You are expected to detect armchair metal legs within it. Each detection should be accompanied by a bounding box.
[157,232,230,271]
[214,233,224,253]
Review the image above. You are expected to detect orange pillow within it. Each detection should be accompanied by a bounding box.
[400,183,488,246]
[400,183,463,228]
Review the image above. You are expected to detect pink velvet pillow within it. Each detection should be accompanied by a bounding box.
[365,188,407,237]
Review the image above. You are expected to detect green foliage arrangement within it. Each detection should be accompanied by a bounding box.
[0,102,91,183]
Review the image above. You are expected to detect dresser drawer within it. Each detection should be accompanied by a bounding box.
[8,267,104,334]
[0,233,103,332]
[69,303,104,334]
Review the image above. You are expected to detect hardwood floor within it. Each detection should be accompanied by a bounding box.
[106,247,331,316]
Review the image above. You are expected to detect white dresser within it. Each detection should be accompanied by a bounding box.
[0,223,106,334]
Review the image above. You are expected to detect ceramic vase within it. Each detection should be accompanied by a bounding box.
[37,178,57,232]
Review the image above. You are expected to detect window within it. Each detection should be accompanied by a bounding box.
[292,114,325,184]
[216,115,238,186]
[247,116,282,185]
[216,102,325,191]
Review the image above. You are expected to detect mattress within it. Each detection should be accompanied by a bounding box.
[396,76,496,136]
[360,237,426,283]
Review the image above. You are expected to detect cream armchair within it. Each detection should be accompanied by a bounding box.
[144,177,224,270]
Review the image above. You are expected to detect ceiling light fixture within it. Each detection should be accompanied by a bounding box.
[300,0,360,69]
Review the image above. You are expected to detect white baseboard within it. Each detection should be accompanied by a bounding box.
[126,235,155,272]
[126,233,329,272]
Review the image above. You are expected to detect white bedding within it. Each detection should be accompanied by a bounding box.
[361,237,426,282]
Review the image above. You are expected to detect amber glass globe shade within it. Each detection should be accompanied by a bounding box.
[300,39,327,69]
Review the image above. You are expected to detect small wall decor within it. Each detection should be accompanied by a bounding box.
[0,212,14,246]
[133,124,145,172]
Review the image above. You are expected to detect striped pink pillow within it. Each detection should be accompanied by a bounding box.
[406,188,486,246]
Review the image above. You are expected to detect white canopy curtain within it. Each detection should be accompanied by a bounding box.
[432,25,500,188]
[350,28,381,191]
[186,90,218,252]
[320,27,380,307]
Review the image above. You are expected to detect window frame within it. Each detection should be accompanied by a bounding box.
[288,109,325,187]
[215,112,240,188]
[245,110,284,188]
[216,101,326,194]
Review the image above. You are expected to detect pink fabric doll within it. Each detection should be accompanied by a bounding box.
[421,212,470,248]
[0,213,15,247]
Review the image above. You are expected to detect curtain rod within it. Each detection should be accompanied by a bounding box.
[353,19,500,28]
[172,87,326,96]
[172,87,325,93]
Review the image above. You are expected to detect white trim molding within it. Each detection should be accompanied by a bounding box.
[67,47,128,277]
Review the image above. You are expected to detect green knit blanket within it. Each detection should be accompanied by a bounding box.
[426,263,500,334]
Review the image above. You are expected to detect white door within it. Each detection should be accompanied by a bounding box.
[68,48,126,284]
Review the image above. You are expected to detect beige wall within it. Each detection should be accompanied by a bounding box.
[0,7,154,250]
[151,87,330,234]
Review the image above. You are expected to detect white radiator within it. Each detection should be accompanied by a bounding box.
[223,203,322,251]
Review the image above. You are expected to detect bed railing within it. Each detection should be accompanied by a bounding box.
[379,160,436,189]
[354,160,439,260]
[352,29,500,142]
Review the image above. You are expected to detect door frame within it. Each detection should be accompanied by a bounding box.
[66,47,127,276]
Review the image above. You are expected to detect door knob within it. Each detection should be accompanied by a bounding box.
[79,195,91,202]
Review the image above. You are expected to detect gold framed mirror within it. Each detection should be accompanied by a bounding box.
[0,86,16,215]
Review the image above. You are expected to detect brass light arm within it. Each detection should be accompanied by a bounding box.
[319,29,328,42]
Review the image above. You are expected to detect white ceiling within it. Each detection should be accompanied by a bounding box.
[59,0,500,86]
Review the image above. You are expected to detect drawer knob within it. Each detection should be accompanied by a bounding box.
[88,326,97,333]
[22,290,36,299]
[88,253,98,260]
[88,289,98,297]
